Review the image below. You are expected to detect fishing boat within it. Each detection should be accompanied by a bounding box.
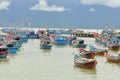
[54,36,67,45]
[107,40,119,50]
[73,54,97,69]
[40,37,52,49]
[28,30,37,39]
[88,45,107,55]
[17,32,28,42]
[9,40,21,49]
[36,30,46,39]
[108,44,119,50]
[12,36,22,46]
[0,46,8,58]
[6,40,20,53]
[72,39,87,48]
[20,36,28,42]
[105,53,120,63]
[79,48,95,59]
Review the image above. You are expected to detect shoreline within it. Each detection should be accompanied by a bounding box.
[0,27,120,34]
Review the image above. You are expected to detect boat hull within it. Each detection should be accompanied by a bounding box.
[73,44,87,48]
[40,45,52,49]
[28,35,37,39]
[55,40,67,45]
[0,54,7,58]
[8,48,17,53]
[106,57,120,63]
[20,37,28,42]
[108,45,119,50]
[74,60,97,69]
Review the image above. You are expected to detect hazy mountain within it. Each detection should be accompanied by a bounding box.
[0,0,120,29]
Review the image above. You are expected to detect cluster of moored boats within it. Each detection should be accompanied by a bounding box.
[0,28,89,58]
[73,29,120,69]
[0,28,120,69]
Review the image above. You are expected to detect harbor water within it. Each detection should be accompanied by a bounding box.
[0,38,120,80]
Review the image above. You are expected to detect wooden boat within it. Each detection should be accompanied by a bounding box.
[40,37,52,49]
[0,46,8,58]
[88,46,107,55]
[79,48,95,59]
[107,37,119,50]
[108,45,119,50]
[73,54,97,69]
[105,53,120,63]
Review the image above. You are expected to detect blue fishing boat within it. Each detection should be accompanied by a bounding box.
[10,40,21,49]
[20,36,28,42]
[6,40,21,53]
[54,36,67,45]
[12,36,22,46]
[17,32,28,42]
[28,31,37,39]
[6,43,18,53]
[88,45,107,55]
[47,29,55,36]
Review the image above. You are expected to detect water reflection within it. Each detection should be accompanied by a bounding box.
[105,61,120,67]
[0,58,9,63]
[74,66,97,74]
[54,45,67,48]
[41,49,52,53]
[8,53,17,57]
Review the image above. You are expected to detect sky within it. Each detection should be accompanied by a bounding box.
[0,0,120,29]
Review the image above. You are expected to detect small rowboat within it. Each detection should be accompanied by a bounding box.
[88,45,107,55]
[108,45,119,50]
[105,53,120,63]
[79,48,95,59]
[73,54,97,69]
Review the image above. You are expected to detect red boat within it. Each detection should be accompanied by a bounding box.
[108,45,119,50]
[74,58,97,69]
[73,54,97,69]
[105,53,120,63]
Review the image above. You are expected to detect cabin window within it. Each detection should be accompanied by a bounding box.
[79,41,84,44]
[47,42,50,44]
